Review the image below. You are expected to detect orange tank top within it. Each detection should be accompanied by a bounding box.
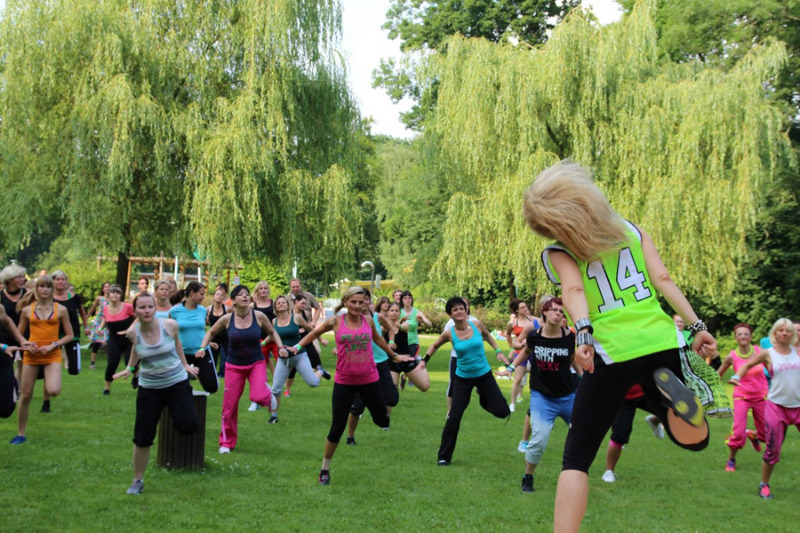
[24,302,61,360]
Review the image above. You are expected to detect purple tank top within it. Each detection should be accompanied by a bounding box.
[334,315,379,385]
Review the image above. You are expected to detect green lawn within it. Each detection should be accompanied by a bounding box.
[1,335,797,532]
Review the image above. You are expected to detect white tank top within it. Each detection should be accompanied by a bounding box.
[767,347,800,408]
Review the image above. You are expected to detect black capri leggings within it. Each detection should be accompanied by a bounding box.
[133,380,198,447]
[609,395,656,446]
[105,333,133,382]
[0,352,16,418]
[328,380,389,443]
[351,361,399,416]
[562,349,709,473]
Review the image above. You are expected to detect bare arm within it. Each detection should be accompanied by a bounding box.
[420,330,453,368]
[477,319,509,364]
[196,314,230,356]
[416,309,433,329]
[717,353,734,377]
[549,250,595,373]
[298,316,337,349]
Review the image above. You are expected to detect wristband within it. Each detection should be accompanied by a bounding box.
[687,320,707,335]
[495,348,503,354]
[294,344,302,352]
[0,344,8,351]
[127,366,136,372]
[507,364,515,373]
[574,318,593,334]
[576,331,594,346]
[423,355,431,364]
[260,339,268,347]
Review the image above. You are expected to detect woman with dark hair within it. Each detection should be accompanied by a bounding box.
[10,276,73,444]
[96,284,136,395]
[422,296,510,466]
[504,298,534,411]
[296,286,411,485]
[52,270,88,376]
[399,290,432,357]
[207,286,229,378]
[197,285,286,454]
[170,281,217,394]
[86,282,111,370]
[112,292,199,495]
[387,301,430,392]
[523,161,714,531]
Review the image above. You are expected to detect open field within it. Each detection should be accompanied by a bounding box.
[1,335,797,532]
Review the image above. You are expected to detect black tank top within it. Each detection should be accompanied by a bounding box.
[54,293,83,340]
[253,301,275,322]
[208,305,228,346]
[226,311,264,366]
[526,327,576,397]
[0,289,26,344]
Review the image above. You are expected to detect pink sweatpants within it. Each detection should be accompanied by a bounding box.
[219,360,273,449]
[726,396,766,450]
[762,400,800,465]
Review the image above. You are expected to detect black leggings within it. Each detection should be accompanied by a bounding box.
[0,352,16,418]
[105,333,133,382]
[609,395,656,446]
[328,380,389,443]
[188,347,219,394]
[351,361,398,416]
[439,370,510,462]
[563,349,709,473]
[133,380,198,447]
[65,340,80,375]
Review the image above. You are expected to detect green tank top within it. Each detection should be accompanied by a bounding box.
[400,307,420,345]
[541,221,682,364]
[272,314,304,353]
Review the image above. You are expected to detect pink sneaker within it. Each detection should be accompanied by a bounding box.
[725,459,736,472]
[759,483,772,499]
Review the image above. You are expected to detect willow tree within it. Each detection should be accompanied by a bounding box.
[423,0,795,304]
[0,0,364,282]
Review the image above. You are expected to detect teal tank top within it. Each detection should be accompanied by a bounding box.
[372,313,388,364]
[272,314,304,354]
[451,322,490,378]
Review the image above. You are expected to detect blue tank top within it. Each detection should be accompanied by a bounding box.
[451,322,490,378]
[169,303,206,352]
[226,311,264,366]
[372,313,388,364]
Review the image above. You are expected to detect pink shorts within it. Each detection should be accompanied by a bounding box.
[762,400,800,465]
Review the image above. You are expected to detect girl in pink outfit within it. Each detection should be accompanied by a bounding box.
[296,286,413,486]
[718,323,767,471]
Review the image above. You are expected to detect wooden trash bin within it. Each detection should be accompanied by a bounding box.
[157,390,209,470]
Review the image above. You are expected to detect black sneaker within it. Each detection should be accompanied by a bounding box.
[268,413,279,424]
[346,436,356,446]
[40,401,50,413]
[103,389,110,396]
[653,368,704,427]
[319,366,331,380]
[131,375,139,390]
[437,459,450,466]
[521,474,534,493]
[319,469,330,486]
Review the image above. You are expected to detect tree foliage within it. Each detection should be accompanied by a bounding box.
[0,0,367,281]
[422,0,795,304]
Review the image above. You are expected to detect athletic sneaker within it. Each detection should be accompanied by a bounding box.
[248,402,260,412]
[509,402,516,413]
[517,440,528,453]
[283,390,291,397]
[601,470,617,483]
[126,479,144,495]
[319,469,330,485]
[319,366,331,380]
[725,459,736,472]
[268,413,279,424]
[437,459,450,466]
[747,429,762,452]
[521,474,534,493]
[103,389,110,396]
[40,401,51,413]
[10,435,26,444]
[219,446,231,454]
[90,363,96,370]
[653,368,704,427]
[346,436,356,446]
[759,483,772,499]
[645,415,665,439]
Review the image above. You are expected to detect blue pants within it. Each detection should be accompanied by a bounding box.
[525,390,575,465]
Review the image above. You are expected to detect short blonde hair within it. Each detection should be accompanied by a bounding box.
[769,318,797,347]
[523,161,628,261]
[0,263,26,283]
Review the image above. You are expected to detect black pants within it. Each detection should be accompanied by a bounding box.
[609,395,656,446]
[563,349,709,473]
[351,361,399,415]
[65,340,80,375]
[328,380,389,443]
[133,380,199,447]
[438,371,510,462]
[0,351,16,418]
[189,347,219,394]
[105,334,132,382]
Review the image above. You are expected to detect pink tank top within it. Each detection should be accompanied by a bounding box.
[334,315,379,385]
[730,347,768,400]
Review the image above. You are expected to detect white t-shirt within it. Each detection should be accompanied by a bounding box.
[767,347,800,408]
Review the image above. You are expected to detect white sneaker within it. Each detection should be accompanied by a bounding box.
[509,402,516,413]
[645,415,665,439]
[248,402,260,412]
[219,446,231,454]
[601,470,616,483]
[517,440,528,453]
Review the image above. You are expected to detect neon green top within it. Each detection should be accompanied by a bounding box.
[541,221,683,364]
[400,307,420,345]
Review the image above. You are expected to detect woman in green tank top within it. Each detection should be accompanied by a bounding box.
[523,161,717,533]
[399,291,432,357]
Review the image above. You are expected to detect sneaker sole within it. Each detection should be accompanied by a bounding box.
[653,368,704,427]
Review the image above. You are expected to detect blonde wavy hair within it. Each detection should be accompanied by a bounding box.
[769,318,797,347]
[523,161,629,261]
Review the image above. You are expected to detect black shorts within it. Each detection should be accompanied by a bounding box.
[133,380,198,447]
[389,357,420,374]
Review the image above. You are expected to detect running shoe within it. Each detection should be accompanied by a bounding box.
[346,436,356,446]
[759,483,772,499]
[319,469,330,486]
[219,446,231,454]
[248,402,260,412]
[645,415,665,439]
[103,389,110,396]
[283,390,291,397]
[601,470,617,483]
[9,435,26,444]
[437,459,450,466]
[725,459,736,472]
[90,363,96,370]
[517,440,528,453]
[126,479,144,495]
[40,401,51,413]
[521,474,534,493]
[653,368,704,427]
[268,413,279,424]
[319,366,331,380]
[747,429,762,452]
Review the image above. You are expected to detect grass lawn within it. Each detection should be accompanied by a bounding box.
[1,334,798,532]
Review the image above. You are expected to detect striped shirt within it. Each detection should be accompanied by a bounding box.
[135,319,188,389]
